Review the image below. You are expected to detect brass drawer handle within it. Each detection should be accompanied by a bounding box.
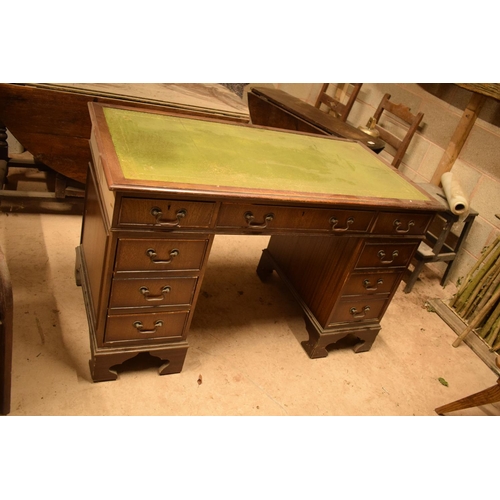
[146,248,179,264]
[363,279,384,291]
[350,306,370,319]
[393,219,415,233]
[377,249,399,264]
[150,207,187,227]
[330,216,354,232]
[139,285,171,301]
[133,320,163,334]
[244,211,275,229]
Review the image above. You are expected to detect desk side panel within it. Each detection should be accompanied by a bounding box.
[267,234,362,327]
[81,168,108,326]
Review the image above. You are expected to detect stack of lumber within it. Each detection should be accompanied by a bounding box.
[451,236,500,351]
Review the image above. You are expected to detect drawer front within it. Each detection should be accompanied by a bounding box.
[328,297,388,326]
[105,311,189,343]
[356,241,418,269]
[342,271,402,296]
[372,212,433,236]
[118,198,215,229]
[115,238,209,272]
[216,203,375,233]
[109,277,198,309]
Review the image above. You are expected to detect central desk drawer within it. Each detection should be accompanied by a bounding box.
[216,203,375,233]
[118,198,215,229]
[109,276,198,309]
[355,241,419,269]
[115,238,209,272]
[105,311,189,343]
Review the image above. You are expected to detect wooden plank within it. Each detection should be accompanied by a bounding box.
[430,92,486,185]
[426,298,500,376]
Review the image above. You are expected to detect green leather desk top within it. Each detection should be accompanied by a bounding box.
[102,107,429,202]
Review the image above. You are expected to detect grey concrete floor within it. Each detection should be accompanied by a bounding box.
[1,84,498,417]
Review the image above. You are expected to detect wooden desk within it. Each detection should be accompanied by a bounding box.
[77,103,442,382]
[247,86,385,153]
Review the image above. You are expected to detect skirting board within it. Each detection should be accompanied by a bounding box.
[426,298,500,377]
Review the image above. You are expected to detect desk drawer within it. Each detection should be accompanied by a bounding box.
[342,271,401,296]
[118,198,215,229]
[109,277,197,309]
[355,241,418,269]
[105,311,188,343]
[216,203,375,233]
[372,212,432,236]
[328,297,388,326]
[115,238,209,272]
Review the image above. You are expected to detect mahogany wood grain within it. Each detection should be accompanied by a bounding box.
[118,198,216,228]
[355,241,419,269]
[266,235,363,327]
[114,238,209,273]
[109,276,198,309]
[342,271,401,296]
[105,310,189,343]
[216,203,375,233]
[0,245,13,415]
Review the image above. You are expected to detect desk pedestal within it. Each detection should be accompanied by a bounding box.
[257,233,413,359]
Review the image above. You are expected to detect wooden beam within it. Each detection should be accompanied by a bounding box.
[430,92,487,186]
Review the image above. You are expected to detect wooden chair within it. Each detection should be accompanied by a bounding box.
[0,245,13,415]
[435,357,500,415]
[372,93,424,169]
[314,84,362,122]
[403,183,478,293]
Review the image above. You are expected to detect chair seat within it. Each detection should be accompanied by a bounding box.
[416,241,456,260]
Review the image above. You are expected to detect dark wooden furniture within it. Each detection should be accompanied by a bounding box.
[404,183,478,293]
[0,245,13,415]
[372,93,424,169]
[76,102,442,382]
[247,86,385,153]
[436,356,500,414]
[314,83,362,122]
[0,83,249,184]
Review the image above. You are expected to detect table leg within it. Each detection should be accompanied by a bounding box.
[435,379,500,414]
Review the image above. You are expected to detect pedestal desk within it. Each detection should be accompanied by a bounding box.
[76,103,443,382]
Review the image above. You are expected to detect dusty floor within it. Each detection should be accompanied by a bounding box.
[1,84,499,417]
[1,208,499,416]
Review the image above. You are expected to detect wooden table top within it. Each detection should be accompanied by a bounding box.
[456,83,500,101]
[90,103,436,208]
[249,86,386,152]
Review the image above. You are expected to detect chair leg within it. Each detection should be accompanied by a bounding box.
[403,260,426,293]
[435,378,500,415]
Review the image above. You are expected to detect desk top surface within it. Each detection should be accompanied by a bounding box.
[91,103,436,209]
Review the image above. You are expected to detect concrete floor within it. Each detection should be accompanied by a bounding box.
[1,84,499,416]
[1,208,499,416]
